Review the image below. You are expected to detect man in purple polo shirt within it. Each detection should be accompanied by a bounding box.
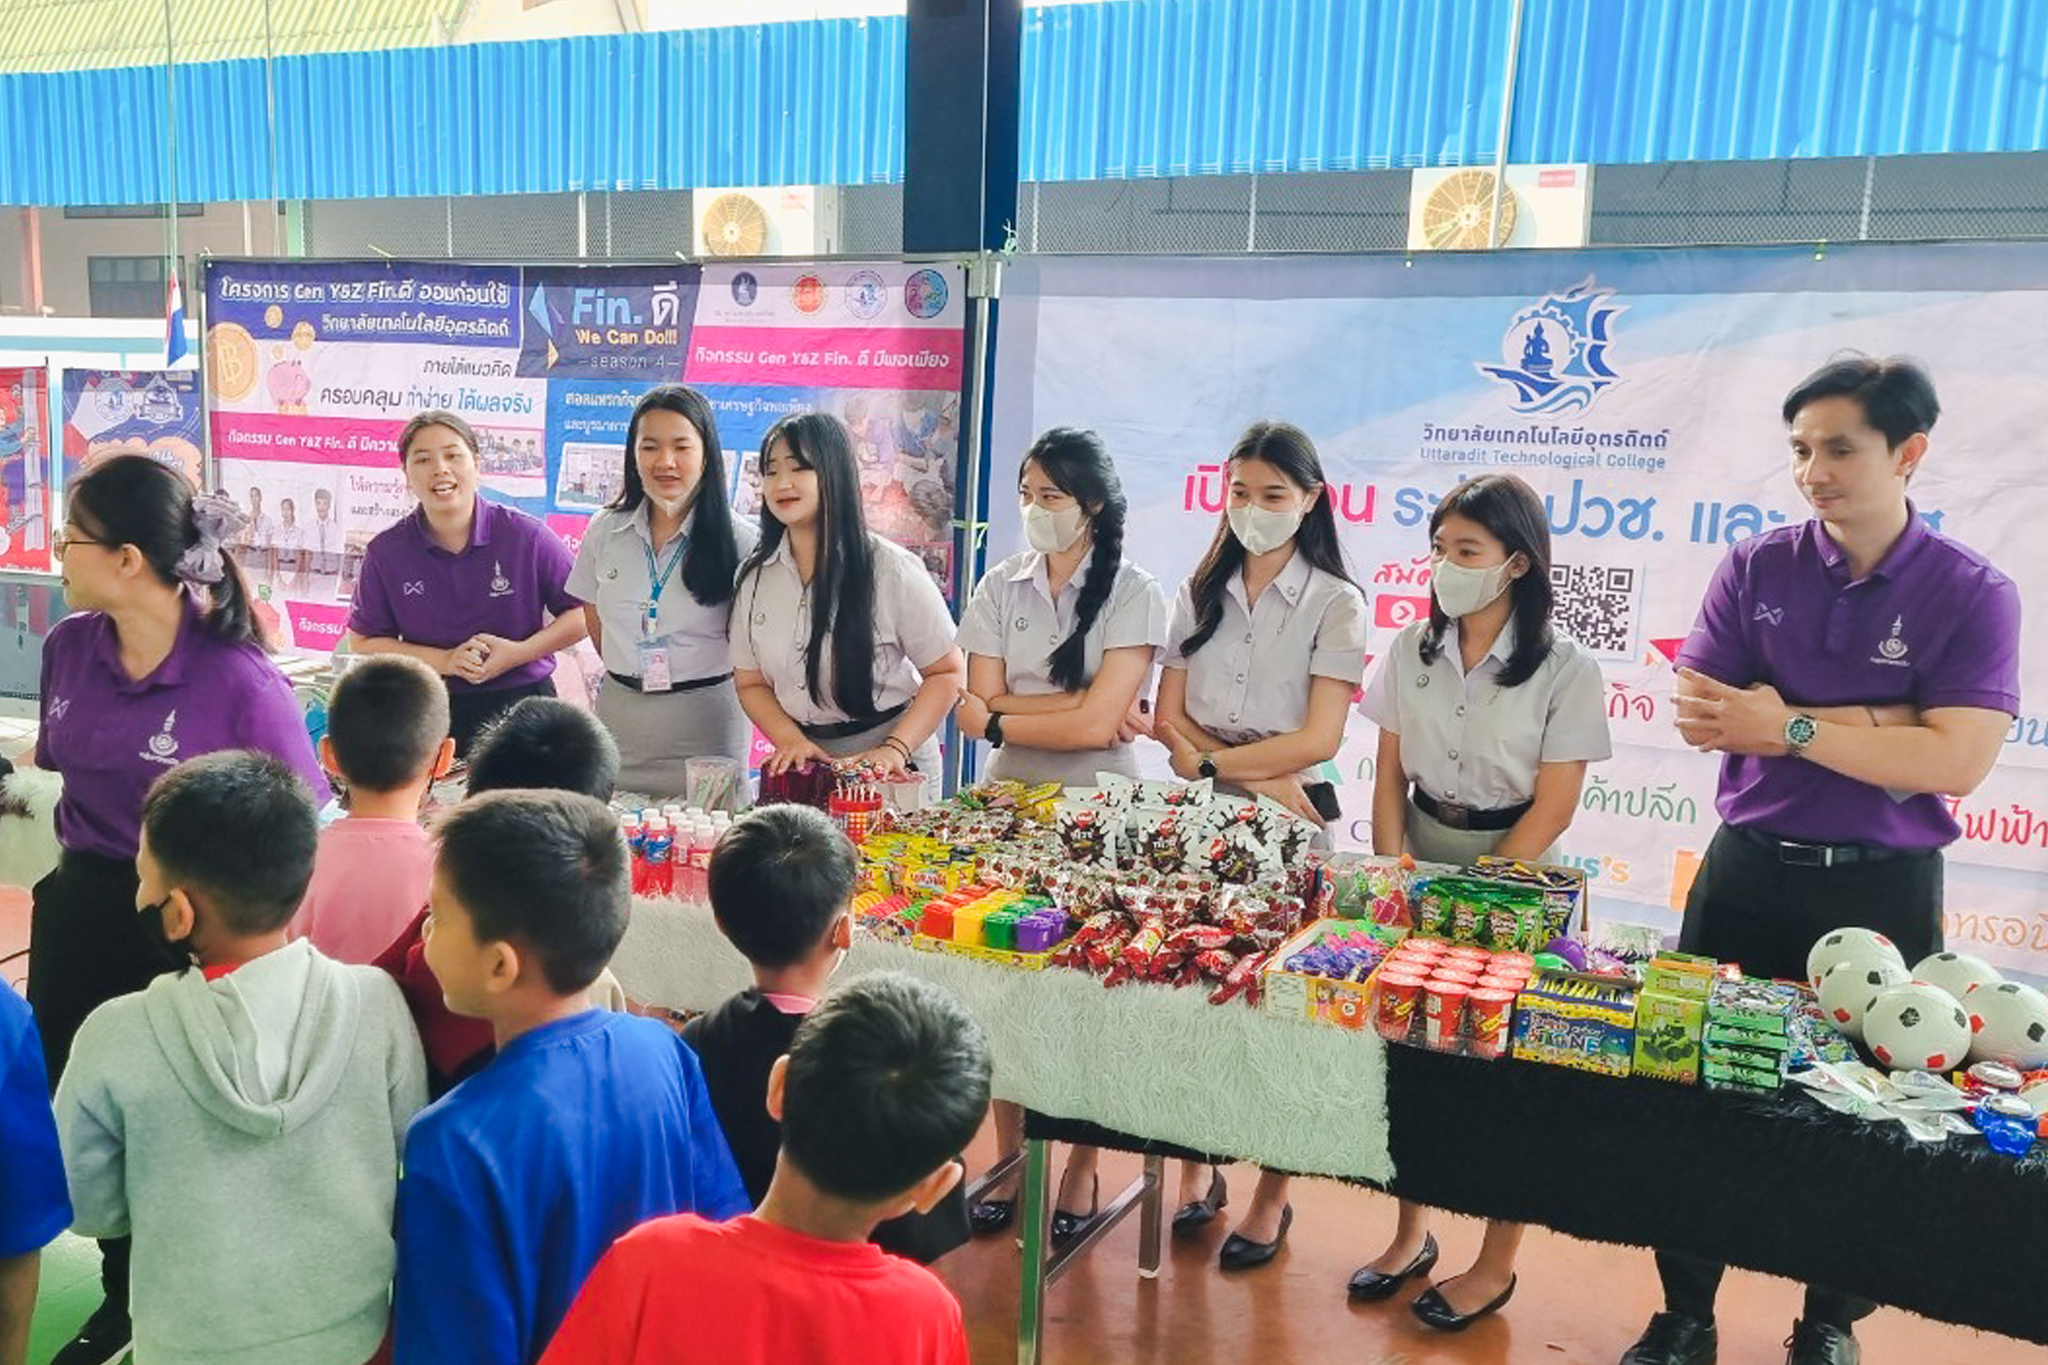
[347,412,585,755]
[1619,356,2019,1365]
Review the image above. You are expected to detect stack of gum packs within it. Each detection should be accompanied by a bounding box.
[1702,978,1798,1095]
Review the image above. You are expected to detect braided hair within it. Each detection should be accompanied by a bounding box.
[1023,429,1127,692]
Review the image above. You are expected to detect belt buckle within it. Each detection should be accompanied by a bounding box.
[1778,839,1834,869]
[1438,800,1472,831]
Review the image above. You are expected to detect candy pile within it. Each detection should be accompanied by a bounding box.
[1372,938,1534,1058]
[1702,978,1799,1096]
[1259,919,1396,1030]
[918,886,1070,954]
[1055,776,1318,885]
[1051,885,1309,1006]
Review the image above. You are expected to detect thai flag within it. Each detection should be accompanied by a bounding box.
[165,267,189,367]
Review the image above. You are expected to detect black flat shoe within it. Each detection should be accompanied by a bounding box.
[1217,1203,1292,1270]
[968,1198,1016,1236]
[1619,1311,1719,1365]
[1346,1232,1440,1302]
[1783,1318,1859,1365]
[1049,1174,1099,1248]
[1411,1274,1516,1330]
[1170,1168,1229,1238]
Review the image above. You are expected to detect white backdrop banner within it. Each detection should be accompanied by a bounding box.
[988,244,2048,978]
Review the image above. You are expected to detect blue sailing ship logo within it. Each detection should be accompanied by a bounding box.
[1478,277,1626,416]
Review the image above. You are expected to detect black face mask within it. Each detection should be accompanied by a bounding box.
[136,895,197,973]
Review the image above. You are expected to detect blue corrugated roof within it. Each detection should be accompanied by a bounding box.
[2,0,2047,206]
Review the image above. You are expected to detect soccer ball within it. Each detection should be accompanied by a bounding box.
[1862,982,1972,1072]
[1964,981,2048,1070]
[1911,951,2003,1004]
[1817,958,1911,1041]
[1806,927,1906,991]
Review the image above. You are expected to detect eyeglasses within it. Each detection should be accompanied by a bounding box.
[52,530,113,556]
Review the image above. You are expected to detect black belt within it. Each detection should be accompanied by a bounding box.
[799,702,909,742]
[605,669,732,695]
[1727,823,1917,869]
[1412,787,1532,833]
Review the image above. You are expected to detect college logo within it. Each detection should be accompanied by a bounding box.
[1753,603,1784,626]
[904,268,949,319]
[845,270,887,320]
[142,709,180,765]
[489,561,514,598]
[790,274,827,314]
[1874,615,1910,666]
[138,375,183,424]
[91,378,134,423]
[730,272,759,307]
[403,580,426,597]
[1478,276,1626,417]
[44,695,70,725]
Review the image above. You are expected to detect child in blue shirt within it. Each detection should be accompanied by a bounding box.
[1,986,69,1365]
[392,789,747,1365]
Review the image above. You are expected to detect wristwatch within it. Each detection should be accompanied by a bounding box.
[1784,712,1818,757]
[1196,753,1219,780]
[983,712,1005,748]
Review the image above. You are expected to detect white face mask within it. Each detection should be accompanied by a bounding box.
[1022,501,1088,554]
[1228,503,1306,556]
[1430,557,1518,618]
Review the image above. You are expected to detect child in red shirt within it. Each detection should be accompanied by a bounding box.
[538,972,990,1365]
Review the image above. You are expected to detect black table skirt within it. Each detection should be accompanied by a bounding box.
[1028,1043,2048,1344]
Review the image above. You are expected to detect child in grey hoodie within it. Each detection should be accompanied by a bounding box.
[54,751,428,1365]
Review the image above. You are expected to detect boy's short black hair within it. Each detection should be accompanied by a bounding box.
[706,804,858,969]
[465,698,619,801]
[143,751,319,936]
[328,655,449,793]
[435,789,627,995]
[781,973,990,1203]
[1782,354,1940,449]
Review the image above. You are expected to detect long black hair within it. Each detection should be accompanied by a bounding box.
[1179,421,1357,657]
[1022,428,1127,691]
[1418,474,1555,688]
[738,413,877,716]
[69,453,264,648]
[607,384,741,607]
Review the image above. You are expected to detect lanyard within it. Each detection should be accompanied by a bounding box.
[641,533,688,635]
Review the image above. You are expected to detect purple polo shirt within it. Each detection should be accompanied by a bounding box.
[1677,507,2021,849]
[37,600,330,861]
[347,499,578,694]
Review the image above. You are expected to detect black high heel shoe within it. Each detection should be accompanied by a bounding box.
[1049,1173,1099,1248]
[1218,1203,1292,1270]
[968,1196,1017,1236]
[1170,1168,1229,1238]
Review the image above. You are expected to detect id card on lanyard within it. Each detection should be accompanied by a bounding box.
[639,532,688,693]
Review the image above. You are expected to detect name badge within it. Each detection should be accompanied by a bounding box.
[638,640,674,693]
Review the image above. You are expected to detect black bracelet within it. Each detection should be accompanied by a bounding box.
[883,734,913,760]
[984,712,1005,748]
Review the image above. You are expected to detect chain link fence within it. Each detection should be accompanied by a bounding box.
[298,151,2048,264]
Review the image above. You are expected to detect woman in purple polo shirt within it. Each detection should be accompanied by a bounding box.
[346,411,588,756]
[24,453,329,1363]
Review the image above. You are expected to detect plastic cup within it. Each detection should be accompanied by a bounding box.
[1467,987,1517,1060]
[1423,981,1472,1051]
[1375,971,1427,1044]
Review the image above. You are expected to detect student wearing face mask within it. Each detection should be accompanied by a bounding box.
[1350,473,1610,1331]
[1153,421,1368,1271]
[567,386,756,799]
[951,428,1167,1241]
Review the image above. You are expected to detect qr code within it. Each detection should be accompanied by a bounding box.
[1550,563,1638,656]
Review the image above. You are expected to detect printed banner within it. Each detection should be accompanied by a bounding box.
[61,369,205,489]
[0,367,53,571]
[204,259,967,649]
[991,245,2048,979]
